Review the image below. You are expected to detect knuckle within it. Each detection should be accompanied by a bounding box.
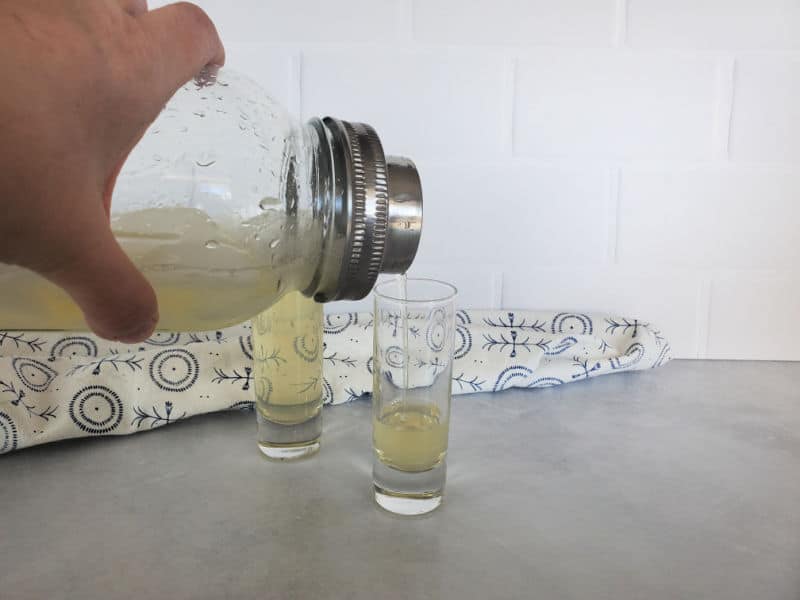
[173,2,216,37]
[171,2,222,60]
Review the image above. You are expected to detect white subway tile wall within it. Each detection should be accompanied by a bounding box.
[618,169,800,269]
[162,0,405,43]
[708,273,800,360]
[416,165,610,266]
[150,0,800,359]
[627,0,800,51]
[301,50,510,161]
[413,1,617,47]
[514,52,718,159]
[730,57,800,163]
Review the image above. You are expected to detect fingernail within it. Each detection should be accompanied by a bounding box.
[117,314,159,344]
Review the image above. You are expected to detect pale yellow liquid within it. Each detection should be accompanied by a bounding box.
[373,403,449,472]
[253,292,323,426]
[0,207,314,331]
[373,274,450,473]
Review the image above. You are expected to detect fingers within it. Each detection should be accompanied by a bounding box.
[138,2,225,98]
[42,215,159,343]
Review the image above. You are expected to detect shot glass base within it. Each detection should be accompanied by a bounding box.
[257,409,322,461]
[374,486,442,515]
[258,438,320,461]
[372,458,446,515]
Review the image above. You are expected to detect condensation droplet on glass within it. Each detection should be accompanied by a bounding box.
[153,154,162,162]
[269,239,280,249]
[193,111,206,118]
[251,185,259,194]
[239,123,248,131]
[276,279,284,293]
[195,151,216,168]
[205,240,219,250]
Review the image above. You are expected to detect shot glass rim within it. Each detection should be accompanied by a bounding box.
[374,277,458,304]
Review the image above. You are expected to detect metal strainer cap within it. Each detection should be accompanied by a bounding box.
[317,118,423,301]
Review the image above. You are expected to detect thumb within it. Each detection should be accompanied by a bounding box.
[43,220,159,344]
[140,3,226,97]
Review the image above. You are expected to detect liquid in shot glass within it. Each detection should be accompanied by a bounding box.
[372,277,457,515]
[254,292,324,460]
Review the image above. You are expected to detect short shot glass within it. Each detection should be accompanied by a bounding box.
[371,277,457,515]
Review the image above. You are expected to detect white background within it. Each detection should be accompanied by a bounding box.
[152,0,800,360]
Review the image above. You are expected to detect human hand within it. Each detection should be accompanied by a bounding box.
[0,0,224,342]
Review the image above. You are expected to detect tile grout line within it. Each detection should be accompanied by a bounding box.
[712,56,736,161]
[607,167,622,263]
[490,272,505,309]
[695,276,713,359]
[725,58,738,160]
[498,272,504,309]
[399,0,415,43]
[613,0,629,47]
[507,57,518,158]
[293,51,304,119]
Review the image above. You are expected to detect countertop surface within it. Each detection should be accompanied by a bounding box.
[1,360,799,600]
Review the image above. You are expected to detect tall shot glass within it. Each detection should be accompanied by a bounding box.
[372,278,457,515]
[253,292,324,460]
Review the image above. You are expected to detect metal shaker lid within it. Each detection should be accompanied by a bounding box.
[316,118,423,301]
[383,156,423,273]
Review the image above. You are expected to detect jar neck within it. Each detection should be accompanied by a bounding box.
[299,117,348,301]
[299,118,423,303]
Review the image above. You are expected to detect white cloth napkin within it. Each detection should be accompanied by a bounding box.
[0,310,670,453]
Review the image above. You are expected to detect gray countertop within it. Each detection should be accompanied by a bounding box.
[1,360,799,600]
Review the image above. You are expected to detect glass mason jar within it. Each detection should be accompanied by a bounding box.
[0,69,422,331]
[253,291,324,460]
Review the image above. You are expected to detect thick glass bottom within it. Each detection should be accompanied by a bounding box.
[257,408,322,461]
[372,457,446,515]
[258,438,320,460]
[373,486,443,516]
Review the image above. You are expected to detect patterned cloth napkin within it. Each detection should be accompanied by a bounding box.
[0,310,671,453]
